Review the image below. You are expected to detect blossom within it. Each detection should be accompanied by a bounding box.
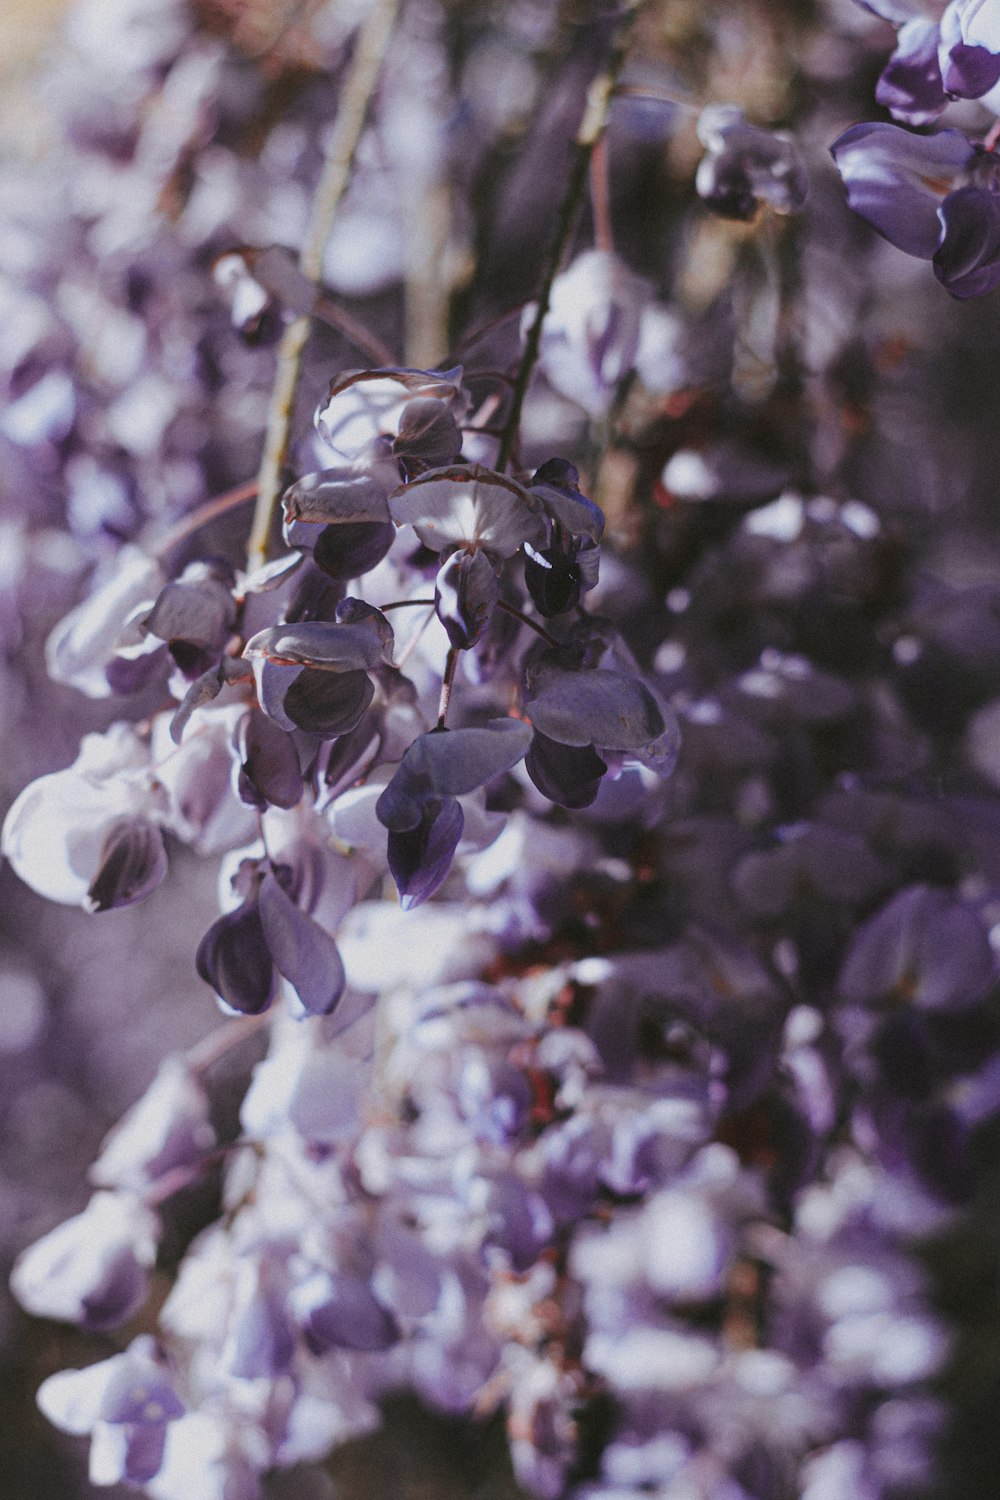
[831,121,1000,296]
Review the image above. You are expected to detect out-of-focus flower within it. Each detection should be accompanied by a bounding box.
[695,106,808,220]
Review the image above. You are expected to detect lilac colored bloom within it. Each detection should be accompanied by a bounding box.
[877,18,949,124]
[832,121,1000,296]
[11,1192,158,1330]
[37,1335,184,1490]
[695,105,808,220]
[527,250,650,417]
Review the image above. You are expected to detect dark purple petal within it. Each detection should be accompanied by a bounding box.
[524,665,666,751]
[144,573,235,650]
[531,459,606,542]
[523,542,582,617]
[376,720,533,831]
[258,872,346,1015]
[283,666,375,737]
[387,796,464,909]
[393,397,463,474]
[934,185,1000,297]
[876,19,947,125]
[942,41,1000,98]
[313,521,396,580]
[196,900,274,1015]
[524,730,607,808]
[237,709,304,809]
[434,547,499,649]
[87,817,168,912]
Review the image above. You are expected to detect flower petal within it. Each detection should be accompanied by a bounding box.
[258,872,346,1016]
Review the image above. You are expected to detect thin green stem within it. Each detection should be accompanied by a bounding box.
[495,2,642,474]
[247,0,402,568]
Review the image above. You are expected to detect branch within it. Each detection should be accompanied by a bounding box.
[495,2,642,474]
[247,0,402,568]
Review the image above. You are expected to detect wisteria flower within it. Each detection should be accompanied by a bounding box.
[831,121,1000,296]
[860,0,1000,123]
[526,250,650,417]
[695,105,809,220]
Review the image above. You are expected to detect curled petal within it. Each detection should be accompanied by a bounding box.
[524,666,666,751]
[524,732,607,808]
[316,367,467,461]
[393,397,463,474]
[244,614,392,672]
[934,184,1000,297]
[877,19,948,125]
[389,464,545,557]
[376,719,534,831]
[434,547,499,649]
[387,796,465,909]
[282,468,391,527]
[283,666,375,737]
[313,520,396,579]
[87,816,168,912]
[258,873,346,1016]
[237,709,304,809]
[195,899,274,1015]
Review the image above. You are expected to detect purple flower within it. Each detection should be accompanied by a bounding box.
[695,106,808,220]
[831,122,1000,296]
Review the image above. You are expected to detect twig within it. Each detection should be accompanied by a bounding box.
[247,0,402,568]
[185,1012,271,1075]
[496,598,561,648]
[314,293,398,366]
[150,479,258,562]
[437,645,459,728]
[496,1,642,474]
[590,132,614,253]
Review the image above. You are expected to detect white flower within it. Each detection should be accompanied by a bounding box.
[11,1191,158,1328]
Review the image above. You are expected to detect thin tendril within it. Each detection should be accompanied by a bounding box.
[150,479,258,562]
[496,599,561,648]
[495,2,643,474]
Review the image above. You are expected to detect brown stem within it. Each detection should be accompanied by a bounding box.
[247,0,402,568]
[150,479,258,562]
[496,598,560,649]
[590,132,614,253]
[313,294,398,366]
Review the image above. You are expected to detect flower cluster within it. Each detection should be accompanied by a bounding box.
[5,1,1000,1499]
